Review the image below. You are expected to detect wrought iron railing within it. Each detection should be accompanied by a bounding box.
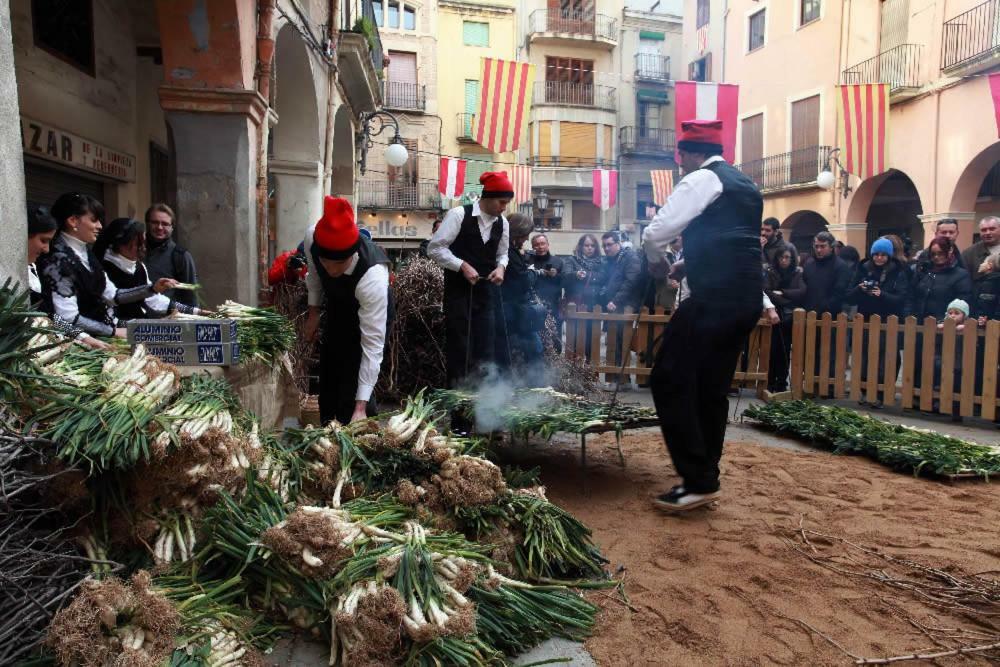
[942,0,1000,70]
[533,81,616,110]
[456,113,476,141]
[527,9,617,41]
[382,81,426,110]
[356,180,441,209]
[634,54,671,81]
[528,156,616,168]
[619,126,675,155]
[735,146,834,193]
[841,44,923,91]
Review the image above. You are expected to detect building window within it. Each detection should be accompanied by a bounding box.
[636,184,657,221]
[689,53,712,82]
[463,21,489,46]
[747,9,766,52]
[388,2,399,28]
[373,2,383,26]
[573,201,601,230]
[800,0,821,26]
[696,0,710,29]
[403,5,416,30]
[544,57,595,104]
[31,0,95,75]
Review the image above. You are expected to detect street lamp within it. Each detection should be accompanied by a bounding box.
[534,189,549,213]
[357,110,409,175]
[818,148,852,199]
[551,199,564,219]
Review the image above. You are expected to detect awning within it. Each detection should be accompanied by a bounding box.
[636,89,669,103]
[639,30,665,41]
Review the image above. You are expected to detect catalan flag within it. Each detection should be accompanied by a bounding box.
[475,58,535,154]
[837,84,889,181]
[511,165,532,205]
[651,170,674,206]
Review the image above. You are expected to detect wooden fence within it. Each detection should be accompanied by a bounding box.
[563,304,773,396]
[788,309,1000,418]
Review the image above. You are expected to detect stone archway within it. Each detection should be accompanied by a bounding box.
[863,171,924,251]
[782,210,829,255]
[331,104,355,200]
[950,141,1000,225]
[269,23,323,254]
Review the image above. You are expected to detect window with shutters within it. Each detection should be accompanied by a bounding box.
[32,0,95,75]
[790,95,821,183]
[800,0,820,26]
[748,9,766,52]
[463,21,489,46]
[535,121,554,165]
[689,53,711,82]
[462,152,492,197]
[387,51,418,108]
[387,138,418,207]
[696,0,710,29]
[559,122,597,167]
[572,201,601,230]
[546,0,595,34]
[544,57,595,105]
[463,80,479,138]
[740,113,764,187]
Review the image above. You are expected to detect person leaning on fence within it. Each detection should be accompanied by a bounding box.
[962,216,1000,288]
[930,299,972,421]
[973,253,1000,324]
[911,236,973,321]
[764,246,806,393]
[846,238,911,408]
[802,231,851,316]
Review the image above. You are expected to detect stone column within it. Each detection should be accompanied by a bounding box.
[269,159,324,253]
[0,0,27,283]
[826,223,869,250]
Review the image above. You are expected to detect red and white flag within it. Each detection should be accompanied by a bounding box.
[592,169,618,211]
[511,165,532,205]
[990,73,1000,137]
[651,169,674,206]
[438,157,467,199]
[696,25,709,55]
[675,81,739,163]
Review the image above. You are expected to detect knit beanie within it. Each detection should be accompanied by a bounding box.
[479,171,515,199]
[947,299,970,317]
[870,238,894,257]
[313,196,360,260]
[677,120,724,154]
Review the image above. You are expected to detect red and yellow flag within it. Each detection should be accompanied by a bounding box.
[837,84,889,181]
[475,58,535,154]
[651,169,674,206]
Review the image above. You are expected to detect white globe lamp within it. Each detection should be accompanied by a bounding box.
[816,169,836,190]
[385,141,409,168]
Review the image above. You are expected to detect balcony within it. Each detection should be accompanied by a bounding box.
[735,146,834,194]
[942,0,1000,73]
[841,44,924,100]
[533,81,616,111]
[635,54,671,82]
[357,180,441,210]
[456,113,477,143]
[382,81,426,112]
[338,0,385,113]
[529,157,615,190]
[527,9,617,49]
[619,127,675,156]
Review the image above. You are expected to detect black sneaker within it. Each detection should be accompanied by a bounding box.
[653,486,721,513]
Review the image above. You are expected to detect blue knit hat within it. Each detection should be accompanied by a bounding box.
[870,238,894,257]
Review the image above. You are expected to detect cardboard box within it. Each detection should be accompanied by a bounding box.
[142,342,241,366]
[127,319,238,345]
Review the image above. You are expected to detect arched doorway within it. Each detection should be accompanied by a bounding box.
[950,141,1000,234]
[864,170,924,251]
[331,104,355,199]
[782,210,829,254]
[270,23,322,254]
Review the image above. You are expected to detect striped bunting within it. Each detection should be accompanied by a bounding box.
[475,58,535,154]
[511,165,532,205]
[837,84,889,181]
[651,170,674,206]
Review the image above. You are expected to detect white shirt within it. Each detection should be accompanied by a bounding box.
[52,234,119,326]
[28,263,41,294]
[644,156,726,266]
[304,225,390,403]
[104,251,173,314]
[427,202,509,273]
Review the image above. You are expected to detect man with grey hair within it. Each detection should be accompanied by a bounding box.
[961,216,1000,286]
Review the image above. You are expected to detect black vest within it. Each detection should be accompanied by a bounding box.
[443,205,504,290]
[37,234,114,329]
[310,236,393,353]
[682,160,763,304]
[102,259,150,321]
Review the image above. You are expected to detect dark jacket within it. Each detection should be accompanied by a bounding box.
[599,247,642,310]
[802,254,851,314]
[145,237,198,307]
[764,266,806,319]
[911,261,973,321]
[846,258,910,319]
[973,271,1000,321]
[960,242,998,285]
[562,253,604,309]
[762,235,798,268]
[528,251,563,310]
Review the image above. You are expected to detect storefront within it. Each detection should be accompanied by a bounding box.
[357,209,438,264]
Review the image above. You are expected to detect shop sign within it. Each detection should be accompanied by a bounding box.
[21,116,136,182]
[359,215,434,241]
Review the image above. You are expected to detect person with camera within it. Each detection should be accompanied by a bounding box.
[846,238,911,407]
[528,233,564,350]
[495,214,546,385]
[268,243,309,286]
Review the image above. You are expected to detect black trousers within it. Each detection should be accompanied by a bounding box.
[650,298,761,494]
[444,279,496,387]
[318,335,376,425]
[768,318,793,392]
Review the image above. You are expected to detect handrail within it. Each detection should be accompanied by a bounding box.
[527,9,617,41]
[841,43,923,91]
[941,0,1000,70]
[619,126,675,155]
[735,146,834,193]
[533,81,616,110]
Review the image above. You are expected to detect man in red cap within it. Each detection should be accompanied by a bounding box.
[427,171,511,390]
[642,119,764,513]
[303,196,392,425]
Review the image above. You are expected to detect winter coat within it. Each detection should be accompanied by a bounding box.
[527,251,564,311]
[599,247,643,310]
[802,254,851,315]
[764,265,806,320]
[960,241,1000,286]
[562,253,604,309]
[973,270,1000,321]
[910,261,973,321]
[845,258,911,319]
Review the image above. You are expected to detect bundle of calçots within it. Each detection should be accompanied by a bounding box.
[744,399,1000,478]
[170,300,296,366]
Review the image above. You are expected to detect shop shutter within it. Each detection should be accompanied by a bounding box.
[536,122,553,165]
[560,122,597,166]
[24,160,105,210]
